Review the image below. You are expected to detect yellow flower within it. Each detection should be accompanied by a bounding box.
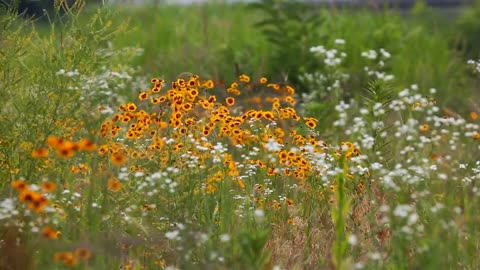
[98,144,109,155]
[138,91,149,101]
[239,74,250,83]
[267,83,280,91]
[285,85,295,94]
[304,117,318,129]
[235,180,245,189]
[285,96,296,105]
[225,97,235,106]
[173,143,183,151]
[126,103,137,112]
[203,80,214,89]
[419,124,429,132]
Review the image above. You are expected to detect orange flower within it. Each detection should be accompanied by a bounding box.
[54,252,78,267]
[55,140,77,159]
[19,190,49,213]
[285,85,295,94]
[31,197,49,213]
[471,111,478,120]
[77,138,96,152]
[11,180,28,191]
[18,189,36,203]
[107,178,122,192]
[111,153,127,166]
[41,226,60,239]
[287,199,294,207]
[47,136,63,148]
[32,148,49,158]
[259,77,268,84]
[74,247,92,260]
[40,181,57,193]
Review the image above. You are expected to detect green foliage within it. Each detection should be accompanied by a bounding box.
[331,157,352,270]
[456,0,480,59]
[359,80,396,167]
[107,3,269,84]
[249,0,325,91]
[0,1,128,187]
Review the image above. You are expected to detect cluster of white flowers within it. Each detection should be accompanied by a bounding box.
[0,198,19,221]
[55,45,149,108]
[361,48,394,81]
[467,59,480,73]
[300,39,350,100]
[310,45,347,67]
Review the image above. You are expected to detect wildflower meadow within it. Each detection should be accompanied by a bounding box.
[1,0,480,269]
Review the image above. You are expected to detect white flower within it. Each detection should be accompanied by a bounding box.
[254,209,265,218]
[165,230,180,240]
[371,163,383,170]
[55,69,66,75]
[393,204,412,218]
[369,252,381,260]
[134,171,144,177]
[220,234,230,242]
[310,45,325,53]
[354,262,365,269]
[380,48,391,58]
[348,234,358,246]
[408,213,419,225]
[265,138,282,152]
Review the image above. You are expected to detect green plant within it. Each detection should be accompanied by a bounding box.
[249,0,325,92]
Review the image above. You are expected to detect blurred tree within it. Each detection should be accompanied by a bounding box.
[0,0,102,19]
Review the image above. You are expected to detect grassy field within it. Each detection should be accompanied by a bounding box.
[1,0,480,269]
